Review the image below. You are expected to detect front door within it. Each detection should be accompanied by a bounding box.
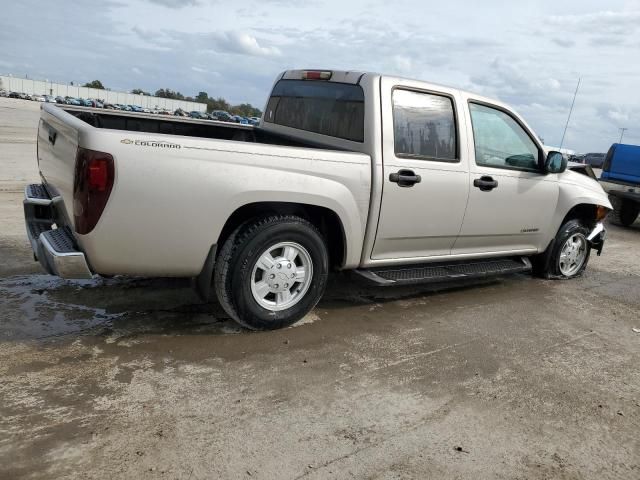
[372,82,470,260]
[453,101,559,254]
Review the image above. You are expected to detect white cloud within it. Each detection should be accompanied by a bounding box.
[551,38,575,48]
[212,32,282,57]
[393,55,412,72]
[607,110,629,123]
[549,10,640,29]
[191,66,221,77]
[145,0,201,8]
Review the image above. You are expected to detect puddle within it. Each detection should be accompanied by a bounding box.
[0,275,124,340]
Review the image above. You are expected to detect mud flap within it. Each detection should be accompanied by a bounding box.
[192,244,217,302]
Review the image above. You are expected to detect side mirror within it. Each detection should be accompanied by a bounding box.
[544,151,567,174]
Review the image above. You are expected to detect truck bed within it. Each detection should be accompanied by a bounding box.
[60,105,328,149]
[34,103,372,277]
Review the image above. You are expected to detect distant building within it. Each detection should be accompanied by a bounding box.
[0,74,206,112]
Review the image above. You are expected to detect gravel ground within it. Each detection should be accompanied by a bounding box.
[0,97,639,479]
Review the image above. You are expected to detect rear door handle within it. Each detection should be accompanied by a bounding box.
[473,176,498,192]
[389,169,421,187]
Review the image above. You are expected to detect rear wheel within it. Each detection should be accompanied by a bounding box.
[214,215,329,330]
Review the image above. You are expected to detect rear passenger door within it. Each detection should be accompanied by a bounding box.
[372,80,470,260]
[453,100,559,254]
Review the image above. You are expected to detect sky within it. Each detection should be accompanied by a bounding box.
[1,0,639,152]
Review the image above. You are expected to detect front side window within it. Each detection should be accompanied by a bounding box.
[392,89,457,162]
[469,103,540,171]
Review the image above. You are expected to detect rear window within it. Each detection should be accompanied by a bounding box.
[264,79,365,142]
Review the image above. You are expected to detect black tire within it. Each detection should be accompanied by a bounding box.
[610,196,639,227]
[214,215,329,330]
[532,219,591,279]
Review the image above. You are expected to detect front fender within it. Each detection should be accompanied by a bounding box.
[543,172,612,248]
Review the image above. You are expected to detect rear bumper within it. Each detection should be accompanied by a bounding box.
[24,184,93,279]
[587,222,606,256]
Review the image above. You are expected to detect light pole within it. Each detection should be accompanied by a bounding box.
[618,128,628,144]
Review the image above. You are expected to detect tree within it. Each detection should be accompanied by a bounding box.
[154,88,185,100]
[230,102,262,118]
[132,88,150,95]
[83,80,105,89]
[196,91,209,103]
[207,97,231,112]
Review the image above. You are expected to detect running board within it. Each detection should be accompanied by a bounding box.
[353,257,532,286]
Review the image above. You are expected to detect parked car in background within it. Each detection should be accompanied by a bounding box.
[9,91,21,98]
[43,95,56,103]
[0,90,8,97]
[189,111,208,119]
[32,95,46,102]
[599,143,640,227]
[585,153,606,168]
[66,97,82,106]
[18,93,31,100]
[248,116,260,125]
[233,115,250,125]
[174,108,189,117]
[55,96,66,104]
[210,110,235,122]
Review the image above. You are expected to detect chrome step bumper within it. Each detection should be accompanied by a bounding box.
[24,183,93,279]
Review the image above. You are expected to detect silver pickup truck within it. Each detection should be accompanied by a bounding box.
[24,69,610,329]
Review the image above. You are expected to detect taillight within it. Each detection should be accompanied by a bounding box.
[302,70,332,80]
[73,147,115,234]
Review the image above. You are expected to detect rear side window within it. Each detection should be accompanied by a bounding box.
[264,80,364,142]
[392,89,457,161]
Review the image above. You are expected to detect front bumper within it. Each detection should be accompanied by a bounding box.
[586,222,606,255]
[23,184,93,279]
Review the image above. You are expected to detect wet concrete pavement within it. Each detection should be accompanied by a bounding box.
[1,97,639,479]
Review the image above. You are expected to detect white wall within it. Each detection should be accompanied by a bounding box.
[0,75,207,112]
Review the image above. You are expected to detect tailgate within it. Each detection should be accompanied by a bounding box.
[37,104,85,226]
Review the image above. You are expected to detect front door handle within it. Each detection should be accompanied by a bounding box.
[473,176,498,192]
[389,169,421,187]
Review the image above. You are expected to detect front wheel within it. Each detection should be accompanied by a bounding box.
[214,215,329,330]
[533,219,591,279]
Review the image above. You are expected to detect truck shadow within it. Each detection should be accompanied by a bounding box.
[0,272,524,343]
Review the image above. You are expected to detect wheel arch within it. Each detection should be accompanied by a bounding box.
[217,201,347,269]
[561,203,599,229]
